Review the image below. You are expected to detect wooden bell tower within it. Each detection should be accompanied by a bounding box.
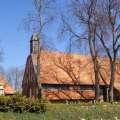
[30,33,40,54]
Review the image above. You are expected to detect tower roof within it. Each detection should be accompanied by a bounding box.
[31,33,39,41]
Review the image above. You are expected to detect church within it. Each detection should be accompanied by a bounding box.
[22,33,120,102]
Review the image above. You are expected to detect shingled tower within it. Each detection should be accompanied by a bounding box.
[30,33,40,54]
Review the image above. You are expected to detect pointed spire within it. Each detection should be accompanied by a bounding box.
[30,33,40,54]
[31,33,40,41]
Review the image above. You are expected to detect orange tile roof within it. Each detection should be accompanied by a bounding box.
[4,84,16,95]
[43,89,95,100]
[0,75,16,95]
[31,51,120,92]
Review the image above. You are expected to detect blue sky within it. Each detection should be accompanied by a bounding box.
[0,0,72,70]
[0,0,85,70]
[0,0,35,70]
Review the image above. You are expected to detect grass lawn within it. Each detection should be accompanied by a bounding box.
[0,103,120,120]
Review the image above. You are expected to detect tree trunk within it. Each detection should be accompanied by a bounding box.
[106,86,109,102]
[108,62,115,103]
[94,60,100,101]
[108,86,114,103]
[88,21,100,101]
[88,39,100,101]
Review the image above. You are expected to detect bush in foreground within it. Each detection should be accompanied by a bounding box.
[0,95,47,113]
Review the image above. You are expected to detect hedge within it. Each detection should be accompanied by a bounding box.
[0,95,47,113]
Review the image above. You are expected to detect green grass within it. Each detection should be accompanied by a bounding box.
[0,103,120,120]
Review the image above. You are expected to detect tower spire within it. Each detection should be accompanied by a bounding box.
[30,33,40,54]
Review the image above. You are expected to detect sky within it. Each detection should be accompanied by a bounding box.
[0,0,85,71]
[0,0,73,71]
[0,0,35,70]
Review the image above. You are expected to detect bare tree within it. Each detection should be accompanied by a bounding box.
[6,67,24,92]
[67,0,120,102]
[59,0,120,103]
[26,0,56,98]
[59,0,101,101]
[92,0,120,103]
[24,0,55,35]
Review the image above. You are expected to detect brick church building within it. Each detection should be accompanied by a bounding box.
[22,33,120,102]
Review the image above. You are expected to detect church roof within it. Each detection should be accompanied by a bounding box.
[31,33,39,41]
[31,51,120,91]
[43,89,95,100]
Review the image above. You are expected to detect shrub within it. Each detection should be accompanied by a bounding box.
[0,95,47,113]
